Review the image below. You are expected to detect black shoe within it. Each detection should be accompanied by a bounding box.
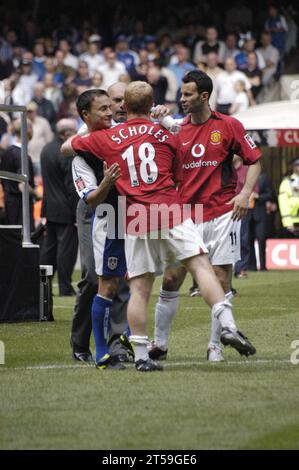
[111,353,133,363]
[135,358,163,372]
[119,333,135,359]
[148,343,168,360]
[96,354,126,370]
[72,350,94,363]
[220,327,256,357]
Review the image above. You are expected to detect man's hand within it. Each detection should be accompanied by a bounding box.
[226,190,251,221]
[103,162,121,188]
[150,105,170,121]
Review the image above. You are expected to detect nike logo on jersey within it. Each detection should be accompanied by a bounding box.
[182,141,191,146]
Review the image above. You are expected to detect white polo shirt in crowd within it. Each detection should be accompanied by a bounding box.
[215,70,251,105]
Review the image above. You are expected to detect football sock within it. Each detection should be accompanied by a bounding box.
[154,289,179,350]
[130,336,149,362]
[124,325,131,337]
[225,291,234,302]
[212,300,236,331]
[208,314,222,348]
[92,294,112,363]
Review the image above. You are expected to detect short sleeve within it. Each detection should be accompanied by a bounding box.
[72,132,105,159]
[228,117,261,165]
[72,156,97,200]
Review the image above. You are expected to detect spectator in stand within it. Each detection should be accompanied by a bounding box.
[284,6,298,56]
[44,37,55,56]
[235,36,265,72]
[128,48,149,81]
[229,79,249,115]
[43,73,63,112]
[223,33,240,61]
[257,31,280,85]
[57,83,78,120]
[32,42,46,81]
[55,49,76,85]
[80,35,105,76]
[72,61,92,88]
[129,20,147,51]
[215,57,252,114]
[91,71,103,89]
[264,4,288,58]
[243,52,263,101]
[44,57,62,86]
[182,23,202,58]
[32,82,57,130]
[98,51,126,90]
[157,58,178,106]
[145,36,160,61]
[58,39,79,70]
[159,33,175,65]
[8,71,32,107]
[197,52,223,109]
[115,35,139,71]
[169,46,195,90]
[27,101,53,176]
[18,54,39,101]
[146,66,167,105]
[193,26,225,65]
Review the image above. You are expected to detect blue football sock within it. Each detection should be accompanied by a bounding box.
[92,295,112,363]
[125,325,131,337]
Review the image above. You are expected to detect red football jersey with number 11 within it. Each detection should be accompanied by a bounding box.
[71,119,182,233]
[176,111,261,222]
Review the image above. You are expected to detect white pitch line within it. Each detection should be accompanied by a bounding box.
[0,358,294,372]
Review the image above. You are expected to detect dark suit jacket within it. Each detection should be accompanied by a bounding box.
[41,137,78,224]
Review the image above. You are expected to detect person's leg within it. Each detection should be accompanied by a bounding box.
[92,275,120,366]
[56,223,78,296]
[108,278,131,359]
[71,201,97,357]
[128,273,163,371]
[150,265,186,358]
[184,253,256,357]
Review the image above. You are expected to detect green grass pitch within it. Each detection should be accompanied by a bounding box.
[1,270,299,450]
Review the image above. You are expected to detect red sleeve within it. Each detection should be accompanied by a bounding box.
[72,132,105,159]
[228,117,261,165]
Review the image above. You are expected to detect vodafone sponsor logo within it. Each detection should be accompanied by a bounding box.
[266,239,299,269]
[182,143,217,169]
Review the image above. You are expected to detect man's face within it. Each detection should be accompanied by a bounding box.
[109,86,127,123]
[180,82,206,114]
[83,95,112,131]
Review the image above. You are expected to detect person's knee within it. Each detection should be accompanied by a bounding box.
[98,277,119,299]
[162,267,186,291]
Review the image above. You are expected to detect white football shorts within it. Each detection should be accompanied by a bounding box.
[125,218,208,279]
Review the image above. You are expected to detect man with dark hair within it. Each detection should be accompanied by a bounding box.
[149,69,261,362]
[62,80,256,372]
[70,84,131,368]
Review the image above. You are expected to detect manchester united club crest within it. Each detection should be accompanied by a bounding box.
[108,257,118,270]
[210,130,221,145]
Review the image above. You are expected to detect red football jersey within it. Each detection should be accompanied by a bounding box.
[72,119,183,233]
[175,111,261,222]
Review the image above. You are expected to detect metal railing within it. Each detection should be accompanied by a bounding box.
[0,104,34,247]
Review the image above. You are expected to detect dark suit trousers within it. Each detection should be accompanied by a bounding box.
[71,199,129,355]
[40,220,78,295]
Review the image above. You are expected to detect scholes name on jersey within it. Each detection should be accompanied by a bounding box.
[111,124,170,145]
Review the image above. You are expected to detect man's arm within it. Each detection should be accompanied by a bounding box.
[61,135,77,156]
[228,160,261,221]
